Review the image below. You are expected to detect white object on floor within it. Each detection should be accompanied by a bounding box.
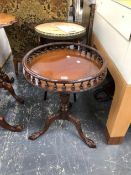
[0,28,11,67]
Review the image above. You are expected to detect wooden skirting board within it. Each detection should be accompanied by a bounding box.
[92,33,131,144]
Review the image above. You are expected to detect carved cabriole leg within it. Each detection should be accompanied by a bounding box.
[0,69,14,83]
[8,77,14,83]
[2,82,24,104]
[0,116,23,132]
[13,59,19,75]
[28,114,60,140]
[0,70,23,132]
[44,91,47,101]
[67,115,96,148]
[73,93,77,102]
[29,93,96,148]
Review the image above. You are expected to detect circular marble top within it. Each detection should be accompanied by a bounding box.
[35,22,86,40]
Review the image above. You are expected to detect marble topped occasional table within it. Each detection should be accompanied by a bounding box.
[35,22,86,43]
[23,42,107,148]
[0,13,23,132]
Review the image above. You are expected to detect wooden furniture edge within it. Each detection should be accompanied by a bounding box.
[92,33,131,144]
[105,127,124,144]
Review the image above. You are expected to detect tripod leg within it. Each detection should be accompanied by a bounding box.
[28,114,60,140]
[44,91,47,101]
[68,115,96,148]
[2,82,24,104]
[73,93,77,102]
[0,116,23,132]
[0,69,14,83]
[13,59,19,75]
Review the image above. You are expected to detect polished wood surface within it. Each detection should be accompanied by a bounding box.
[92,33,131,144]
[29,49,100,81]
[0,13,16,27]
[23,42,107,92]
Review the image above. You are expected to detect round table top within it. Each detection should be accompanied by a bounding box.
[28,48,100,82]
[0,13,16,28]
[35,22,86,40]
[23,42,107,92]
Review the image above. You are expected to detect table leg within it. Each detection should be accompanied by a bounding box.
[0,69,14,83]
[2,82,24,104]
[106,85,131,144]
[44,91,47,101]
[0,116,23,132]
[29,93,96,148]
[28,114,60,140]
[67,115,96,148]
[0,70,24,103]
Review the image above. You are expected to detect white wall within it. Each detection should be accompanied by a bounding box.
[93,0,131,84]
[0,28,11,67]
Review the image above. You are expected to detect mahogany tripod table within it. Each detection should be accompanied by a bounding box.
[23,42,107,148]
[0,13,23,132]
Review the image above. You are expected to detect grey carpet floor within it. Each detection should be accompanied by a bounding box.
[0,58,131,175]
